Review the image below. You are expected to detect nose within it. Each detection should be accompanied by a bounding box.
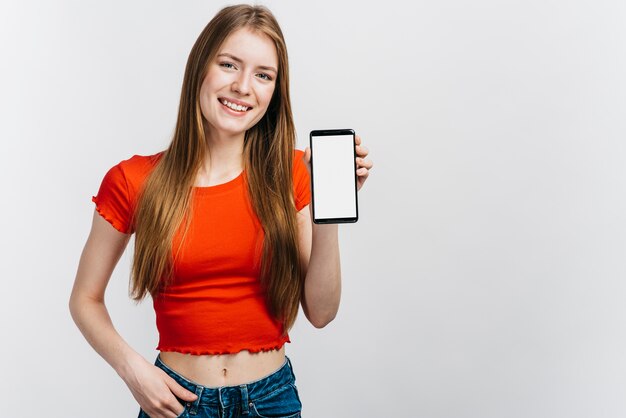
[232,71,250,95]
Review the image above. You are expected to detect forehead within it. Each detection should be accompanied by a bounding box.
[217,27,278,68]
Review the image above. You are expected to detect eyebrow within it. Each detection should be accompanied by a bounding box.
[217,53,277,74]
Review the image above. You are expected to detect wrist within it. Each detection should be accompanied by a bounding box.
[312,222,338,231]
[311,222,339,242]
[114,349,146,382]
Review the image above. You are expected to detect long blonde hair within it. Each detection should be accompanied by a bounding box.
[130,5,302,335]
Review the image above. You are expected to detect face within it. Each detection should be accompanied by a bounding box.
[199,27,278,139]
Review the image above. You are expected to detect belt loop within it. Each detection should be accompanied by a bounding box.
[188,386,203,415]
[239,384,250,415]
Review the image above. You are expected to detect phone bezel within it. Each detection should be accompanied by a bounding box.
[309,129,359,224]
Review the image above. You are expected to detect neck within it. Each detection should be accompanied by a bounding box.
[202,125,245,172]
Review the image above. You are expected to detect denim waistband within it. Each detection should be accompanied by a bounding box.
[154,353,296,413]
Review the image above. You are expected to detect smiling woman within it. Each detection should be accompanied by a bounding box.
[69,3,372,418]
[199,28,278,135]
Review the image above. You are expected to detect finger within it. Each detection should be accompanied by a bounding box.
[161,390,189,417]
[303,146,311,163]
[172,404,186,417]
[148,398,185,418]
[355,145,369,157]
[356,158,373,170]
[162,401,186,417]
[165,375,197,402]
[357,167,370,178]
[160,402,185,418]
[355,135,361,145]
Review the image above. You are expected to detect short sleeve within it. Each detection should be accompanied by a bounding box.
[91,162,133,234]
[293,150,311,211]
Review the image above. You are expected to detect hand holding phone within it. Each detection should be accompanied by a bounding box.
[309,129,359,224]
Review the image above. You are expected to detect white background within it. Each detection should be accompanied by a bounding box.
[2,0,626,417]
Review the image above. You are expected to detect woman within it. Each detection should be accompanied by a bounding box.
[69,4,372,418]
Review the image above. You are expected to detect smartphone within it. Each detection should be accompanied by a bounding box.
[309,129,359,224]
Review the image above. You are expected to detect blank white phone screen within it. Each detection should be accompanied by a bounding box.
[311,134,357,220]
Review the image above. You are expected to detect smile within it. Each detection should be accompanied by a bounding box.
[219,98,252,112]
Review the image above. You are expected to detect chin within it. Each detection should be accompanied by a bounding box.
[213,122,250,137]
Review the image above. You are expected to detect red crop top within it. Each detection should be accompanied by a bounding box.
[91,149,311,355]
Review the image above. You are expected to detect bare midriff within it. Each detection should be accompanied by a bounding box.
[158,345,286,388]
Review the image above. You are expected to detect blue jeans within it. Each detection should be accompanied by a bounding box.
[138,354,303,418]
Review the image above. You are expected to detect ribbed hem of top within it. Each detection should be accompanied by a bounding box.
[156,338,290,356]
[92,195,129,234]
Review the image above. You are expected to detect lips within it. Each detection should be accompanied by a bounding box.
[218,97,253,113]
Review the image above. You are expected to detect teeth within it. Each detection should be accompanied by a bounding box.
[221,98,248,112]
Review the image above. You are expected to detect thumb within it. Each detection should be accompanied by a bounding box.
[165,376,198,401]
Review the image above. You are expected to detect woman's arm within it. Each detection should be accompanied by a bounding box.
[297,135,372,328]
[69,210,197,417]
[297,206,341,328]
[69,210,138,374]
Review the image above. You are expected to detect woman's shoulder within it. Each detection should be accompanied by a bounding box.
[99,150,165,197]
[291,148,310,210]
[292,148,305,169]
[118,149,165,168]
[116,150,165,179]
[292,148,307,172]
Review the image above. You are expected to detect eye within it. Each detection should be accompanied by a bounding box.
[256,73,272,81]
[219,62,236,69]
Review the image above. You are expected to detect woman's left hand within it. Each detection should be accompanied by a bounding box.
[354,134,373,191]
[302,134,373,192]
